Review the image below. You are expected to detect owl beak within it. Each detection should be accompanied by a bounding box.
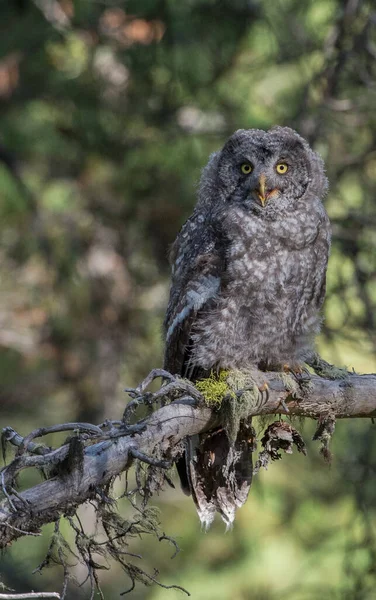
[256,174,267,207]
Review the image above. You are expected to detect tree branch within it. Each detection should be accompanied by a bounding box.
[1,368,376,550]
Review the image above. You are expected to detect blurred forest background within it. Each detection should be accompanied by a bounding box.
[0,0,376,599]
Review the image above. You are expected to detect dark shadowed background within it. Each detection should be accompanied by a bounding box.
[0,1,376,598]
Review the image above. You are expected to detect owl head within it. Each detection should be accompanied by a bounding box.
[199,127,328,217]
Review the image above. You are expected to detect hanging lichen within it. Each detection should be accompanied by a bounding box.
[195,369,264,442]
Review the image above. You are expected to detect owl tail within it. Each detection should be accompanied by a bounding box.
[183,419,255,529]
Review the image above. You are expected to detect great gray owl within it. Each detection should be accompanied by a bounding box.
[164,126,331,527]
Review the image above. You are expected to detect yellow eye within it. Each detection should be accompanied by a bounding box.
[276,163,288,174]
[241,163,253,174]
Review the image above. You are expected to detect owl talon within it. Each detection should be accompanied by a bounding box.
[293,367,311,383]
[258,382,269,402]
[283,364,311,383]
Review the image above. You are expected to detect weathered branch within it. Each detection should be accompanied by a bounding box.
[1,368,376,550]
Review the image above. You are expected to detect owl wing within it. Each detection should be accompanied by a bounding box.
[164,210,226,376]
[164,212,254,525]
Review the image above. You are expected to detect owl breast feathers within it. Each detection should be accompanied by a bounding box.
[164,126,331,526]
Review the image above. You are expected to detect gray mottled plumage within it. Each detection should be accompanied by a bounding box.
[164,127,331,527]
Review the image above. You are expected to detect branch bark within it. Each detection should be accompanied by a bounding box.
[1,369,376,549]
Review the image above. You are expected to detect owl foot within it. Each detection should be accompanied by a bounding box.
[283,364,311,383]
[306,353,350,380]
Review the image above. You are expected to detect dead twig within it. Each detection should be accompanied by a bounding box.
[0,594,61,599]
